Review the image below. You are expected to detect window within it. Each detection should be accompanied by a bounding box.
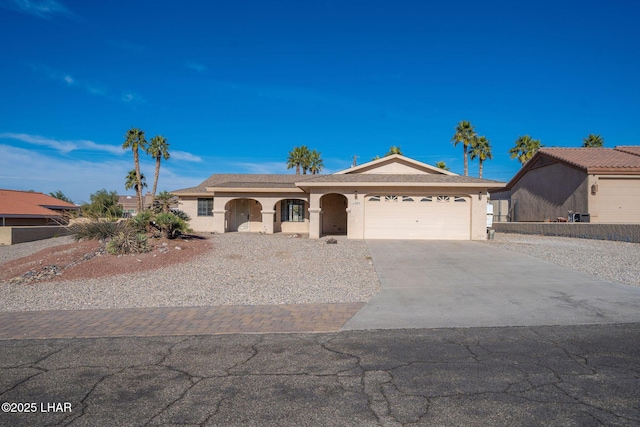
[454,197,466,202]
[436,196,451,202]
[420,196,433,202]
[368,196,381,202]
[385,195,398,202]
[197,198,213,216]
[402,196,414,202]
[281,199,305,222]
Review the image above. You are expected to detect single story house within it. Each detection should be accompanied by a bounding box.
[0,189,79,226]
[490,146,640,223]
[118,193,155,216]
[174,155,504,240]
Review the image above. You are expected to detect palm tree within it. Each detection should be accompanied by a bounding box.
[153,190,176,213]
[582,134,604,147]
[285,145,313,174]
[469,136,493,178]
[286,146,309,175]
[451,121,477,176]
[125,169,147,193]
[146,135,170,201]
[122,128,148,211]
[386,146,403,156]
[308,149,324,174]
[509,135,543,165]
[435,161,450,171]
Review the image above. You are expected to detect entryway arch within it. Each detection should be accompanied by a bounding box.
[225,198,263,232]
[321,193,348,235]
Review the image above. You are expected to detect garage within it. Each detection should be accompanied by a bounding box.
[597,178,640,223]
[364,194,471,239]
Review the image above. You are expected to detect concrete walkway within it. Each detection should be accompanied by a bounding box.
[344,240,640,330]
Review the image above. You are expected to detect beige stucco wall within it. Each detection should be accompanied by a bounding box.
[511,163,588,221]
[0,226,70,245]
[493,222,640,243]
[178,197,215,232]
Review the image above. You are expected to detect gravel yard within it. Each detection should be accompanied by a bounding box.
[484,233,640,287]
[0,233,381,312]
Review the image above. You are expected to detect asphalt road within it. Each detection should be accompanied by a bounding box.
[1,324,639,426]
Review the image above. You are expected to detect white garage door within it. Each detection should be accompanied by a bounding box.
[364,195,471,240]
[597,178,640,223]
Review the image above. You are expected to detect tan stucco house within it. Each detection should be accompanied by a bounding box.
[490,146,640,223]
[174,155,504,240]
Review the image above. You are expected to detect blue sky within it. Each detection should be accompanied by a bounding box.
[1,0,639,203]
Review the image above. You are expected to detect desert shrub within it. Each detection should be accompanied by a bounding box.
[131,210,154,233]
[172,209,191,222]
[70,219,127,242]
[106,230,149,254]
[81,189,123,219]
[153,212,191,239]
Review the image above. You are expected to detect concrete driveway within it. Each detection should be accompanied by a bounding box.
[344,240,640,330]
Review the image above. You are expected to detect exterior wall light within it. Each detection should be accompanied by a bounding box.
[355,190,358,199]
[591,184,598,195]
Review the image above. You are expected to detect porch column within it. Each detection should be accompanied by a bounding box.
[212,209,227,233]
[261,210,275,234]
[308,208,322,239]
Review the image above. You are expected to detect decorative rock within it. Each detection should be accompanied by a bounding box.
[326,238,338,244]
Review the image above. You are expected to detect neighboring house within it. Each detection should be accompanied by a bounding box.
[490,146,640,223]
[118,193,154,216]
[174,155,504,240]
[0,189,79,226]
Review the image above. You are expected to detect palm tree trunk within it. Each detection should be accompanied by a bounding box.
[479,160,483,179]
[296,165,300,174]
[133,150,143,212]
[463,145,468,176]
[152,157,160,202]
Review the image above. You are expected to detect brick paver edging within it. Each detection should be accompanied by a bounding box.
[0,303,365,340]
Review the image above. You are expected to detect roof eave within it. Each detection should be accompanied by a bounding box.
[296,181,504,189]
[206,187,305,193]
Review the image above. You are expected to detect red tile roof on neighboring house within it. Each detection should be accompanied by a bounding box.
[615,146,640,157]
[0,189,78,218]
[493,146,640,192]
[537,147,640,171]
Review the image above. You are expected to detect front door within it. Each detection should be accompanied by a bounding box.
[236,199,250,231]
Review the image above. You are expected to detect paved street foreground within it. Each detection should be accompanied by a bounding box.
[1,324,639,426]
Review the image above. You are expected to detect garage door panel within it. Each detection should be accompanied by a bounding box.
[597,179,640,223]
[365,195,470,240]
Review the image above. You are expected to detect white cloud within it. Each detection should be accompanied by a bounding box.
[186,61,206,73]
[0,144,204,203]
[171,151,202,162]
[122,92,145,103]
[2,0,74,19]
[0,132,123,155]
[31,64,139,103]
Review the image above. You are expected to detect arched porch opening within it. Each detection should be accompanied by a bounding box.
[321,193,348,236]
[273,198,310,234]
[225,198,263,232]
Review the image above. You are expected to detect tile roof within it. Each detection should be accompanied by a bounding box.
[174,174,319,193]
[298,174,503,184]
[0,189,78,217]
[538,147,640,171]
[615,146,640,157]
